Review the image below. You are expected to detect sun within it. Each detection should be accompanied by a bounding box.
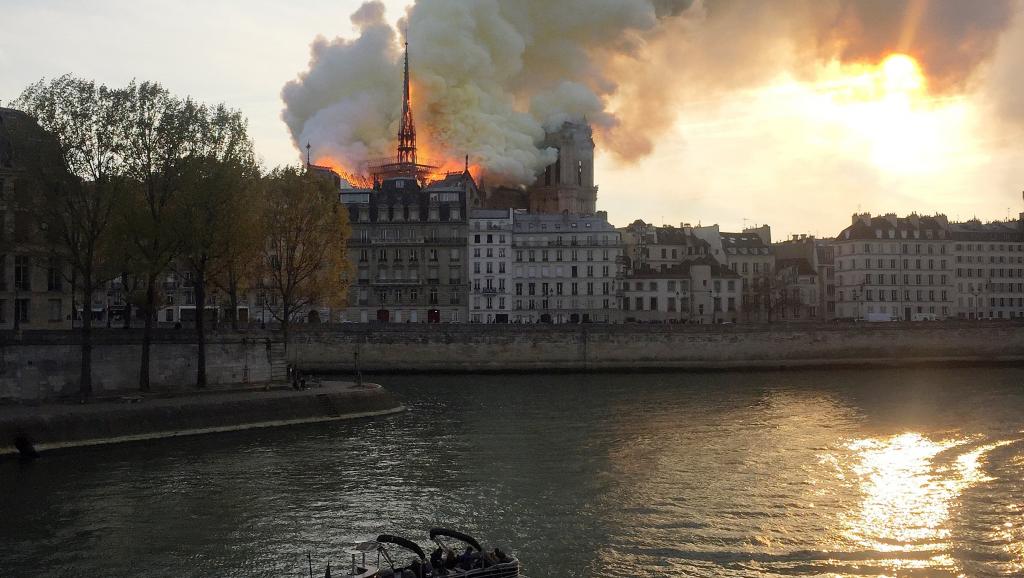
[880,53,925,96]
[795,52,968,175]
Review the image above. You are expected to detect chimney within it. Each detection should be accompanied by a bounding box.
[908,213,920,228]
[884,213,897,227]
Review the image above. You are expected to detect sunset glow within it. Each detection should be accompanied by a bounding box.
[749,53,971,177]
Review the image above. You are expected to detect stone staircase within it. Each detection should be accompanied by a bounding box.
[269,342,288,384]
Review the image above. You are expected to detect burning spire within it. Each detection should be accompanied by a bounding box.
[397,39,417,165]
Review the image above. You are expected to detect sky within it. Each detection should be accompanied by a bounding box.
[2,0,1024,239]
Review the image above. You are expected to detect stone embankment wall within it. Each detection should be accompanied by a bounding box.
[0,331,283,401]
[288,322,1024,373]
[0,383,403,456]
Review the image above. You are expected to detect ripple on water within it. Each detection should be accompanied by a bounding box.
[1,368,1023,577]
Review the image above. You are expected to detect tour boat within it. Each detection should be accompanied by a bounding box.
[333,529,525,578]
[427,528,524,578]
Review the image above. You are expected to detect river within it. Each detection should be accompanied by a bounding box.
[1,368,1023,577]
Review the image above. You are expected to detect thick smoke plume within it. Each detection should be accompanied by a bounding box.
[281,0,1018,186]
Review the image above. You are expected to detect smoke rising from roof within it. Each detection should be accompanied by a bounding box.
[281,0,1019,185]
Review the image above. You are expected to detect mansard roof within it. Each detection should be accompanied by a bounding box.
[776,257,817,276]
[655,226,711,248]
[629,256,739,280]
[720,232,768,249]
[838,214,950,241]
[948,219,1024,241]
[0,107,66,175]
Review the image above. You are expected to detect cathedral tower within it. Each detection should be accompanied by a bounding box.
[527,122,598,215]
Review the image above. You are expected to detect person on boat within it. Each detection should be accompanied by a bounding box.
[493,548,510,563]
[430,547,444,571]
[456,547,476,570]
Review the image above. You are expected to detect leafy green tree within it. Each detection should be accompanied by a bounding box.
[117,82,206,391]
[175,104,259,386]
[259,166,351,346]
[12,75,127,397]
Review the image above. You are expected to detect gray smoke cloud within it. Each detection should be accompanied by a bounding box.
[281,0,1019,185]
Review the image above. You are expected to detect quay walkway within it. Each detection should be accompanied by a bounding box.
[0,381,405,457]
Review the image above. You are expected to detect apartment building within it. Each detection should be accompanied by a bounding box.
[950,215,1024,319]
[834,213,954,320]
[510,212,622,323]
[468,209,516,323]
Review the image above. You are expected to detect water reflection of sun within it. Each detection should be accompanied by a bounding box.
[844,433,963,552]
[838,433,1014,572]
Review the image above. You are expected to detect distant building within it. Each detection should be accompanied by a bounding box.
[618,221,713,273]
[468,208,517,323]
[620,258,741,324]
[774,234,836,320]
[0,107,73,330]
[834,213,954,321]
[694,225,775,322]
[949,215,1024,319]
[527,122,598,215]
[341,173,476,323]
[510,211,622,323]
[774,258,819,321]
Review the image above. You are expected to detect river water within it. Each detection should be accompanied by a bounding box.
[1,368,1023,577]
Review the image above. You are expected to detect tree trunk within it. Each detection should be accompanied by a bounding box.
[195,271,208,388]
[80,279,94,399]
[140,274,155,392]
[122,272,131,329]
[227,271,239,332]
[281,303,290,353]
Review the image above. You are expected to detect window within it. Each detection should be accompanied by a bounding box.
[47,258,63,291]
[15,298,29,324]
[14,256,30,291]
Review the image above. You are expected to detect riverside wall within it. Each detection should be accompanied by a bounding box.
[0,382,404,456]
[0,331,283,401]
[288,322,1024,373]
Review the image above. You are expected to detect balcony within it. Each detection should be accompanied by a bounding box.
[373,237,426,246]
[373,279,424,286]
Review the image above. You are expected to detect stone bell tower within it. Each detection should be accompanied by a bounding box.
[528,121,598,215]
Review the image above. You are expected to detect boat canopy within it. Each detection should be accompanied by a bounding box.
[429,528,483,552]
[376,534,426,560]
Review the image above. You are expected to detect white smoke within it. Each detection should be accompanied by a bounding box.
[282,0,689,185]
[281,0,1018,186]
[280,2,401,174]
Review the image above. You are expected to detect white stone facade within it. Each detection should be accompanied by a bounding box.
[951,216,1024,319]
[510,212,622,323]
[469,209,516,323]
[834,213,954,321]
